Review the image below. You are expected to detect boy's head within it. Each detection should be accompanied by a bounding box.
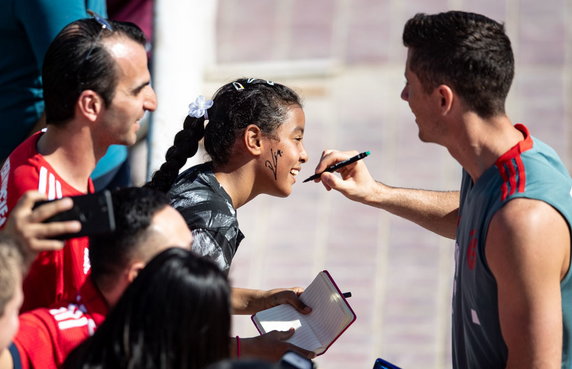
[89,187,192,306]
[402,11,514,118]
[0,235,25,351]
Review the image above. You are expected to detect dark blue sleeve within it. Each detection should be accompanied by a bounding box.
[8,342,22,369]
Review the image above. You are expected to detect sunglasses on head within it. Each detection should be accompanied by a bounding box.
[81,10,114,65]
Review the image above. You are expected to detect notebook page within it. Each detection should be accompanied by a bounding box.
[301,272,354,348]
[255,304,321,351]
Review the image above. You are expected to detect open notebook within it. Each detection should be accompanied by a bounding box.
[251,270,356,356]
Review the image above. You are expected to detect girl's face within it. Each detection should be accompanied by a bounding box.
[260,105,308,197]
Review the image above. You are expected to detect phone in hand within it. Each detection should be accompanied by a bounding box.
[34,190,115,240]
[280,351,314,369]
[373,357,402,369]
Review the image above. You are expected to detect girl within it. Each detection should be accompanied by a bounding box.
[146,78,308,273]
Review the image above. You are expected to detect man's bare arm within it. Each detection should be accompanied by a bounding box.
[486,199,569,369]
[313,150,459,239]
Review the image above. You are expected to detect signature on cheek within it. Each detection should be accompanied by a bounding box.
[265,149,283,180]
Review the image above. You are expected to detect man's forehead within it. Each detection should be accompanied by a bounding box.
[102,36,143,59]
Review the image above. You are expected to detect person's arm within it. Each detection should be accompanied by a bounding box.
[3,191,81,256]
[231,287,311,315]
[486,198,569,369]
[232,330,316,361]
[313,150,459,238]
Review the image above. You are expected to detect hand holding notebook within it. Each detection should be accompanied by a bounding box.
[252,270,356,356]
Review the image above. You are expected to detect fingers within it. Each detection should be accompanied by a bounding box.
[268,289,312,314]
[314,149,360,175]
[5,191,81,253]
[26,238,66,251]
[29,197,74,223]
[286,344,316,360]
[10,191,46,216]
[271,330,316,359]
[290,287,304,296]
[271,328,296,340]
[321,171,345,192]
[31,220,81,239]
[284,293,312,314]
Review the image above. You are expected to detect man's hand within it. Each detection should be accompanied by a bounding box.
[3,191,81,255]
[238,329,316,361]
[231,287,311,315]
[312,149,378,204]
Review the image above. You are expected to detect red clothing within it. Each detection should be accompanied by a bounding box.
[0,131,94,311]
[13,277,109,369]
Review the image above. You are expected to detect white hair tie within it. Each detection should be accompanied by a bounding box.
[188,95,214,120]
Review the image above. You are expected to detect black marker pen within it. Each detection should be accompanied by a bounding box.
[303,151,370,183]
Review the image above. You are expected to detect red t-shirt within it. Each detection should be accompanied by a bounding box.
[13,277,109,369]
[0,131,94,311]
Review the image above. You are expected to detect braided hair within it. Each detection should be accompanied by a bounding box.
[146,78,302,193]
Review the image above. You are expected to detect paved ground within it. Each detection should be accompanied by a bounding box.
[204,1,572,368]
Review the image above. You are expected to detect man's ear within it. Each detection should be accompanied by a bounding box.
[436,84,454,115]
[77,90,103,122]
[243,124,263,155]
[126,261,145,283]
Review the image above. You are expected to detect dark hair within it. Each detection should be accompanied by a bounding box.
[64,248,231,369]
[0,235,25,316]
[146,78,302,193]
[402,11,514,118]
[89,187,170,288]
[42,17,147,125]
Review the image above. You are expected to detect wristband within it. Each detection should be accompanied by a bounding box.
[236,335,240,358]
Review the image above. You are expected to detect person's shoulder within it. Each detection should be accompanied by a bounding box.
[14,308,55,349]
[7,133,45,185]
[525,137,570,177]
[170,162,231,209]
[14,304,85,369]
[492,197,566,239]
[169,163,210,193]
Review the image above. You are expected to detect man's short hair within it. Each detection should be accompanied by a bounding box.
[0,235,25,316]
[89,187,170,285]
[42,17,146,125]
[402,11,514,118]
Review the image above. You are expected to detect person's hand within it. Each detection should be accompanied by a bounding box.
[231,287,311,315]
[3,191,81,254]
[239,329,316,361]
[313,149,378,203]
[257,288,311,314]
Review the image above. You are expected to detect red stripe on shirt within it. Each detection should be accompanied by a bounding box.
[495,124,533,201]
[497,162,509,201]
[515,155,526,193]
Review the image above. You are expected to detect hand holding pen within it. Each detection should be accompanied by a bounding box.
[303,151,370,183]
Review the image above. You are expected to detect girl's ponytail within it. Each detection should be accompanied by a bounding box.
[146,115,205,192]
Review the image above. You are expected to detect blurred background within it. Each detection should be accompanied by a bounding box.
[145,1,571,368]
